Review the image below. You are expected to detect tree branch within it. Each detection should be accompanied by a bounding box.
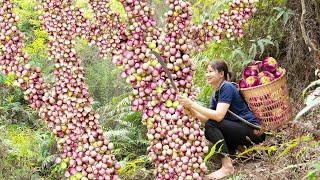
[300,0,320,77]
[300,0,311,49]
[300,0,319,52]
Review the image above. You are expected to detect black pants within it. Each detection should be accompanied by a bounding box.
[204,119,266,155]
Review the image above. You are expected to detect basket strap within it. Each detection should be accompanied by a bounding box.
[227,109,261,130]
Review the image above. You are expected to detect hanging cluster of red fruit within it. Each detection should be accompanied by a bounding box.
[105,1,206,179]
[0,0,46,109]
[39,1,120,179]
[189,0,258,51]
[1,0,258,179]
[144,1,209,179]
[239,57,285,88]
[84,0,125,57]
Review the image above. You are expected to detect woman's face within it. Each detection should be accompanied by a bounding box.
[206,65,224,86]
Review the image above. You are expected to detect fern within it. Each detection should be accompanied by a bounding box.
[277,136,312,159]
[118,155,151,178]
[237,145,278,157]
[97,92,148,163]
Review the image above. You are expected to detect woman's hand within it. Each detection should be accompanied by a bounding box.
[177,95,194,109]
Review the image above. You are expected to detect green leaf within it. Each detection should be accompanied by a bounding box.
[261,38,274,46]
[275,10,285,21]
[273,7,283,12]
[231,48,246,61]
[284,9,294,25]
[191,6,201,23]
[204,139,224,163]
[257,39,265,56]
[109,0,127,22]
[4,73,15,87]
[0,73,4,83]
[249,43,257,59]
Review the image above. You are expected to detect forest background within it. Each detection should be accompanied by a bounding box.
[0,0,319,179]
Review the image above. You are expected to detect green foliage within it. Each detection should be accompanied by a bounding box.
[0,124,55,179]
[204,139,224,163]
[24,29,51,77]
[147,0,168,28]
[109,0,127,21]
[236,136,313,159]
[3,72,15,86]
[74,0,93,19]
[0,74,36,125]
[75,39,130,107]
[11,0,52,79]
[191,54,213,105]
[277,136,312,159]
[118,155,152,179]
[248,36,275,59]
[273,7,295,25]
[11,0,42,34]
[97,94,151,178]
[237,145,278,157]
[47,157,70,179]
[98,95,148,158]
[0,140,32,179]
[191,0,230,23]
[305,162,320,180]
[74,0,126,21]
[0,0,317,179]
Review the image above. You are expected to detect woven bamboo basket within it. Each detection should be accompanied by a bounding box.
[240,70,292,130]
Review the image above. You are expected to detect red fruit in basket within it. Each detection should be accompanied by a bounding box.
[245,76,260,87]
[258,71,274,78]
[260,77,270,85]
[273,67,285,78]
[262,57,278,72]
[242,65,259,78]
[258,71,274,85]
[239,79,248,88]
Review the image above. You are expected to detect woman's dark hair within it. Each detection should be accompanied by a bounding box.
[208,60,232,81]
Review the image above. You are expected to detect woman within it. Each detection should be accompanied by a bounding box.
[178,60,266,180]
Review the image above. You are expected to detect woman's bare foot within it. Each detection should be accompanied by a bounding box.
[204,166,234,180]
[205,156,235,180]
